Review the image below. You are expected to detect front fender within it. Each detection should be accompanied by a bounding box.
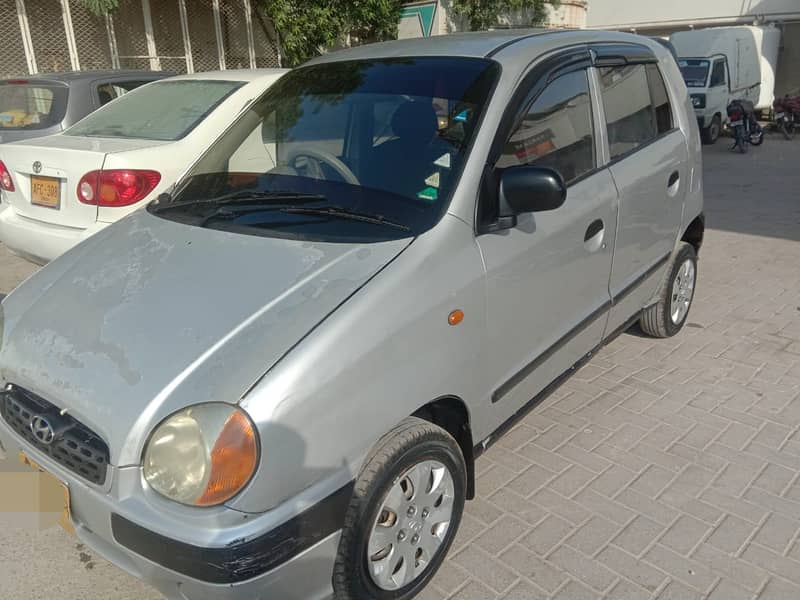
[231,215,488,513]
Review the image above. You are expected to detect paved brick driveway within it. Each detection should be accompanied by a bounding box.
[1,137,799,599]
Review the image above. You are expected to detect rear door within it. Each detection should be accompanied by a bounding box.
[2,137,104,227]
[595,52,687,334]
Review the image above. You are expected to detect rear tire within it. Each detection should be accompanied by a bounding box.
[640,242,697,338]
[333,417,466,600]
[700,115,721,144]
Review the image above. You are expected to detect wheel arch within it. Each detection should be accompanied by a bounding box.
[681,212,705,254]
[413,395,476,499]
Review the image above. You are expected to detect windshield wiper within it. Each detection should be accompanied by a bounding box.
[151,190,326,213]
[278,205,410,232]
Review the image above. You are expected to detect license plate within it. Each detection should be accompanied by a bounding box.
[729,120,742,127]
[30,175,61,209]
[18,451,74,535]
[775,112,785,119]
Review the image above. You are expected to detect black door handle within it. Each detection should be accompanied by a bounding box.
[668,171,680,187]
[584,219,604,241]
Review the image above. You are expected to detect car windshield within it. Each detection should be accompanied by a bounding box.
[155,57,499,243]
[0,82,68,130]
[678,59,710,87]
[66,80,244,141]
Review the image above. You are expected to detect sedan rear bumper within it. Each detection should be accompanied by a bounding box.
[0,206,108,264]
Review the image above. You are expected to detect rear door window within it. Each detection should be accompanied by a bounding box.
[96,80,157,105]
[598,64,658,160]
[0,83,68,130]
[497,69,595,184]
[67,80,243,141]
[646,64,673,135]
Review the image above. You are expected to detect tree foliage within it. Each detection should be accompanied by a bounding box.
[81,0,118,14]
[262,0,403,67]
[451,0,558,31]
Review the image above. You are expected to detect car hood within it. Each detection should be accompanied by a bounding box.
[0,210,411,466]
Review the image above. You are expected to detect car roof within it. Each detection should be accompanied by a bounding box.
[1,70,174,83]
[164,69,290,83]
[308,29,665,65]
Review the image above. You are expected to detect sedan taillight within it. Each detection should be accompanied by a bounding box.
[0,160,15,192]
[77,169,161,207]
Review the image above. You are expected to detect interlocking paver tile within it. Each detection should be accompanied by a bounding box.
[596,545,668,592]
[452,546,518,594]
[740,543,800,587]
[657,580,703,600]
[643,544,717,592]
[498,544,567,593]
[692,542,767,592]
[751,513,798,554]
[707,579,754,600]
[521,515,575,556]
[659,515,711,556]
[498,580,547,600]
[563,515,620,557]
[607,578,652,600]
[612,515,666,557]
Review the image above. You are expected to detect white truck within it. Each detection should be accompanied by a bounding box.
[670,26,781,144]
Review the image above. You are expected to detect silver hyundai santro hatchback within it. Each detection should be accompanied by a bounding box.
[0,30,703,600]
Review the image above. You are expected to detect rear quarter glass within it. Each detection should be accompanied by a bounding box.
[0,83,68,130]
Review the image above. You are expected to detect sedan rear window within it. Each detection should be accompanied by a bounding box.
[0,82,68,130]
[66,80,244,141]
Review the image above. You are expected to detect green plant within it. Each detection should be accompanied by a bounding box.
[263,0,403,67]
[451,0,559,31]
[81,0,118,14]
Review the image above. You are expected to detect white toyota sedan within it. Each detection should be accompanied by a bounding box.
[0,69,287,264]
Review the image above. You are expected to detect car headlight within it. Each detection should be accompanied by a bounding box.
[143,403,259,506]
[691,94,706,109]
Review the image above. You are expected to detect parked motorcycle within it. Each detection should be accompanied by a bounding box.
[773,94,799,140]
[727,99,764,153]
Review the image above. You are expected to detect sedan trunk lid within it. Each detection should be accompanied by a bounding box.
[2,136,169,229]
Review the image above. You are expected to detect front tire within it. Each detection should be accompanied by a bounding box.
[700,115,721,144]
[333,417,466,600]
[640,242,697,338]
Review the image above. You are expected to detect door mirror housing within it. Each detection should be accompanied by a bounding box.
[499,165,567,218]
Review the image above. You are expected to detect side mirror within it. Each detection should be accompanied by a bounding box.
[499,165,567,217]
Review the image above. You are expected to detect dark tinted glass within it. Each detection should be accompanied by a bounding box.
[158,58,500,243]
[646,64,673,135]
[678,59,709,88]
[598,65,657,159]
[710,60,726,87]
[0,83,68,130]
[497,69,595,184]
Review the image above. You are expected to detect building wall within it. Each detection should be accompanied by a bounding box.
[587,0,800,29]
[0,0,279,78]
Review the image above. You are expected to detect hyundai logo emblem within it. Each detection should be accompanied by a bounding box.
[29,415,56,445]
[32,161,42,174]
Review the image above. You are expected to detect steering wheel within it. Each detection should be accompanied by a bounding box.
[285,146,360,186]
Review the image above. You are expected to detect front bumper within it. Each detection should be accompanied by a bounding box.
[0,409,346,600]
[0,207,109,264]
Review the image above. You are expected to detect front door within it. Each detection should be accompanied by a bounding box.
[476,65,617,432]
[595,61,687,334]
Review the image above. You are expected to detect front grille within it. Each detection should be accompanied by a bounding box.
[0,385,109,485]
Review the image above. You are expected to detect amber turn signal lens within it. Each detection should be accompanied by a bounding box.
[195,410,258,506]
[448,309,464,326]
